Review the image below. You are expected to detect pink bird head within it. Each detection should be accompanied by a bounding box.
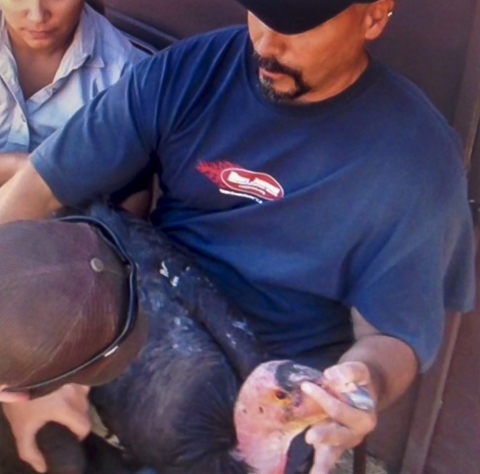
[233,360,374,474]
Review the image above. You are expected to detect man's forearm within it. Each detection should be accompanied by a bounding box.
[339,333,418,410]
[0,152,28,186]
[0,162,62,224]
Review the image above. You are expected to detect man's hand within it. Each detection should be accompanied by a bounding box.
[301,361,377,474]
[2,384,91,473]
[300,308,418,474]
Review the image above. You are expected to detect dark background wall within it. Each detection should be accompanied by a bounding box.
[369,0,478,123]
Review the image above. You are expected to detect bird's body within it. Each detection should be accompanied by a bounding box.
[0,204,372,474]
[87,203,266,474]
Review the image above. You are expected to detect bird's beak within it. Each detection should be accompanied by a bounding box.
[334,384,375,412]
[274,361,375,412]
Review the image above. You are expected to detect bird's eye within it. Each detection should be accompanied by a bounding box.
[274,390,288,400]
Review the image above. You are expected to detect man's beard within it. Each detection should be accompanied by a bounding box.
[254,52,311,102]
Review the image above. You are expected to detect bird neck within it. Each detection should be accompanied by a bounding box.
[233,413,293,474]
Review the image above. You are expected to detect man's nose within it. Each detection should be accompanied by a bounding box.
[255,28,286,58]
[25,0,49,23]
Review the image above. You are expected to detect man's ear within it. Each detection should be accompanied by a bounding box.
[363,0,395,41]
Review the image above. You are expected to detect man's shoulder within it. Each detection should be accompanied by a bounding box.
[371,61,455,140]
[162,25,248,62]
[348,62,465,204]
[361,61,462,182]
[132,26,248,85]
[106,25,248,87]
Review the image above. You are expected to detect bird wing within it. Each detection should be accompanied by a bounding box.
[88,203,268,380]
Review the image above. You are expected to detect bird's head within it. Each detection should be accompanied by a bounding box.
[233,360,374,473]
[234,360,329,439]
[233,360,334,474]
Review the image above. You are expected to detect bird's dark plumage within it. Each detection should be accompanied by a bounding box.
[87,203,267,473]
[0,204,372,474]
[0,202,267,474]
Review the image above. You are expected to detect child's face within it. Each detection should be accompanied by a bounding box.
[0,0,84,51]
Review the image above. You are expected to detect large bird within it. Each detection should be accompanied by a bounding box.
[0,204,372,474]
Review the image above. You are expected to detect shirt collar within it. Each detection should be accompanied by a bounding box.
[0,14,24,104]
[54,5,105,81]
[0,13,13,57]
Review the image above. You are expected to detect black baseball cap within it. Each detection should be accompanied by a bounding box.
[235,0,377,35]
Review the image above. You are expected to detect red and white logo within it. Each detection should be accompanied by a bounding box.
[197,161,284,203]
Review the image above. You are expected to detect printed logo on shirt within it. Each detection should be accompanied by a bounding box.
[197,161,285,204]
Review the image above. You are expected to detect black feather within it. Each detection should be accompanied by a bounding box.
[0,202,267,474]
[88,203,262,473]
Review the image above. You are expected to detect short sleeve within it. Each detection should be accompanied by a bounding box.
[31,58,159,207]
[345,166,475,372]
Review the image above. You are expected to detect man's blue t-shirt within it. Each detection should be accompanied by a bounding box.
[32,27,475,372]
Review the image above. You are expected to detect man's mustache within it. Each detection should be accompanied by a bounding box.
[254,52,303,82]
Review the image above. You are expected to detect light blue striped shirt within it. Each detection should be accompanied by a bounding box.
[0,5,146,153]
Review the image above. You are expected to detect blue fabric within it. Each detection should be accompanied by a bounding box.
[32,27,476,372]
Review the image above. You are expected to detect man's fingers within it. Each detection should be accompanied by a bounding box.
[15,428,47,473]
[60,409,92,441]
[3,384,92,473]
[62,383,90,404]
[0,391,30,403]
[56,384,91,440]
[302,382,376,432]
[309,444,342,474]
[72,384,91,395]
[306,423,363,449]
[303,362,378,474]
[323,362,370,389]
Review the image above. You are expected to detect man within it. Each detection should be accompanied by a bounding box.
[0,0,145,184]
[0,0,475,473]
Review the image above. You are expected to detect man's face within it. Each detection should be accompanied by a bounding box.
[248,4,382,104]
[0,0,84,51]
